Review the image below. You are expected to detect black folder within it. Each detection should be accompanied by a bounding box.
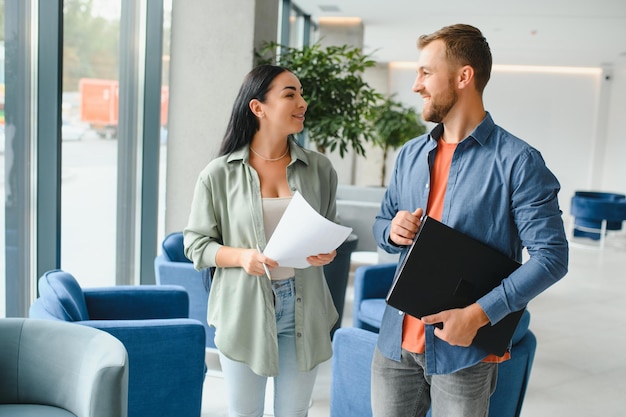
[386,216,524,356]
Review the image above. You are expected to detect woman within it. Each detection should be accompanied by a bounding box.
[183,64,339,417]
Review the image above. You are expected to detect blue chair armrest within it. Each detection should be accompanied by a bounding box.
[83,285,189,320]
[358,299,387,330]
[155,256,211,291]
[28,299,64,321]
[81,318,206,417]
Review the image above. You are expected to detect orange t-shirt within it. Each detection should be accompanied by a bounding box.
[401,139,510,363]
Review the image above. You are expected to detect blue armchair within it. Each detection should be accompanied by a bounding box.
[331,314,536,417]
[352,262,397,332]
[0,317,128,417]
[154,231,216,348]
[29,269,206,417]
[570,191,626,248]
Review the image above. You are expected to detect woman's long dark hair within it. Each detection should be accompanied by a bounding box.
[218,65,291,156]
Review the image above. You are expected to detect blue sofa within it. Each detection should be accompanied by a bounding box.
[154,231,216,348]
[29,269,206,417]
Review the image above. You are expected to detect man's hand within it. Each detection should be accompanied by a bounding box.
[421,303,490,347]
[389,208,424,246]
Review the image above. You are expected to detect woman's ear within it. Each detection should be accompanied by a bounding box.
[249,99,264,118]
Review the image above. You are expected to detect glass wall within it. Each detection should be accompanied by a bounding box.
[158,0,171,248]
[2,0,169,317]
[3,0,40,318]
[59,0,170,288]
[0,0,6,316]
[287,2,316,48]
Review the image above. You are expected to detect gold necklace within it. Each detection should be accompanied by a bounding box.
[249,145,289,162]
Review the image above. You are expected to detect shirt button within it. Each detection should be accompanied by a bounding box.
[398,311,404,316]
[296,297,302,303]
[297,332,302,338]
[425,183,429,189]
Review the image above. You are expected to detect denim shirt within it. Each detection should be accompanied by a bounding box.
[183,140,339,376]
[373,113,568,375]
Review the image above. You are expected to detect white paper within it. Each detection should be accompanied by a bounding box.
[263,191,353,268]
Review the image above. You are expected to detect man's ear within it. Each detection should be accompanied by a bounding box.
[249,99,264,118]
[457,65,474,90]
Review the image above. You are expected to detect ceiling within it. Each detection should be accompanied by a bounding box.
[293,0,626,68]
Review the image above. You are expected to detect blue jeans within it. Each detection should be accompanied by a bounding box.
[371,346,497,417]
[219,278,318,417]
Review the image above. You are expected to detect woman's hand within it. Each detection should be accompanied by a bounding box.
[239,248,278,276]
[216,246,278,276]
[306,250,337,267]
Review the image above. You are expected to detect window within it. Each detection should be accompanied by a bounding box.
[60,0,122,286]
[282,0,317,48]
[2,0,168,317]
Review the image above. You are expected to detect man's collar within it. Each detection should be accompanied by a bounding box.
[428,112,495,146]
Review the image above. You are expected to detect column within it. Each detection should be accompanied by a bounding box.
[166,0,280,232]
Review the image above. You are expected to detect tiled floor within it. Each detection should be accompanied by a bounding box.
[201,233,626,417]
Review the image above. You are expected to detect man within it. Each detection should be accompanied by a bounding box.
[371,24,568,417]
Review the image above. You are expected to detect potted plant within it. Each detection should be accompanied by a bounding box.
[256,42,382,157]
[370,96,427,186]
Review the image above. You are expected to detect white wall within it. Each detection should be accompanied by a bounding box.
[484,69,598,215]
[602,58,626,194]
[351,63,626,218]
[166,0,279,233]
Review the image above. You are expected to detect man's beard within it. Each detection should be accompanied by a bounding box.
[423,80,457,123]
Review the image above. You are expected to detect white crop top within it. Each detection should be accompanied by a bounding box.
[262,197,295,280]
